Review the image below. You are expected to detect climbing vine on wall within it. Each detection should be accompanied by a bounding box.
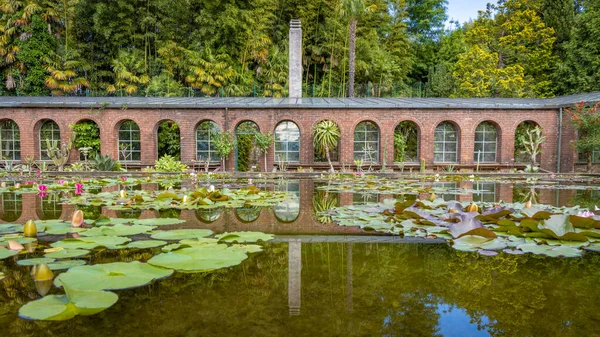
[71,121,101,159]
[157,121,181,160]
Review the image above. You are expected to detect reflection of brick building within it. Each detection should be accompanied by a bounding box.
[1,94,598,173]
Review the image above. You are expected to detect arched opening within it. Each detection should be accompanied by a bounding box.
[0,120,21,161]
[118,120,141,161]
[394,121,419,163]
[39,120,60,160]
[274,181,300,223]
[313,120,340,163]
[235,121,260,172]
[36,194,62,220]
[434,122,458,163]
[158,209,181,218]
[196,120,220,163]
[514,121,541,164]
[195,208,222,223]
[234,206,261,223]
[0,192,21,222]
[312,182,340,224]
[474,122,498,163]
[72,120,101,160]
[157,120,181,160]
[354,121,379,163]
[274,121,300,163]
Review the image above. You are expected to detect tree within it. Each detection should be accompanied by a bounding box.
[565,101,600,172]
[253,131,274,172]
[313,120,341,172]
[517,125,546,168]
[213,131,236,172]
[43,50,89,95]
[107,50,150,95]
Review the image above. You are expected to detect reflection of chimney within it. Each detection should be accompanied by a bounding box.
[288,239,302,315]
[289,20,302,98]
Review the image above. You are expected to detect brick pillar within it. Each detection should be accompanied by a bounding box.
[180,120,196,164]
[460,127,475,167]
[140,125,156,166]
[100,123,116,160]
[382,126,394,168]
[19,119,35,162]
[503,132,516,167]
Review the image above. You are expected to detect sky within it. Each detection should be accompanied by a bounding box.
[446,0,492,27]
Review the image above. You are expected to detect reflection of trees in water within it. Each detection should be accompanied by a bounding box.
[235,206,262,223]
[312,189,339,224]
[158,209,181,219]
[513,186,540,203]
[195,208,222,223]
[569,190,600,209]
[77,205,102,220]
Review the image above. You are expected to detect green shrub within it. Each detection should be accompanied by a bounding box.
[151,155,188,172]
[93,154,121,171]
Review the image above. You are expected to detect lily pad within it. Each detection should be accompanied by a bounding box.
[81,224,155,237]
[132,218,185,226]
[215,231,274,243]
[45,227,88,235]
[54,261,173,291]
[17,257,56,266]
[539,215,589,242]
[148,245,248,273]
[51,236,132,250]
[151,229,213,241]
[0,248,18,260]
[517,243,582,258]
[47,260,87,270]
[448,216,497,239]
[44,249,90,259]
[122,240,167,249]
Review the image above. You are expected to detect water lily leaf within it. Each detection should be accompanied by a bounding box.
[81,224,155,237]
[517,243,582,257]
[151,229,213,241]
[519,219,541,232]
[585,243,600,252]
[17,257,56,266]
[51,236,131,250]
[569,215,600,229]
[92,217,132,226]
[228,244,263,253]
[215,231,274,243]
[178,238,219,245]
[19,284,117,320]
[45,227,88,235]
[540,215,589,242]
[54,261,173,291]
[503,249,525,255]
[0,235,37,244]
[452,236,507,252]
[156,192,179,200]
[47,260,87,270]
[45,249,89,259]
[122,240,167,249]
[448,217,496,239]
[520,207,551,220]
[132,218,185,226]
[0,248,19,259]
[0,224,22,234]
[477,250,498,256]
[148,245,248,273]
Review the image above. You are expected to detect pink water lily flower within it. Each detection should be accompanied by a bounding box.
[57,180,66,185]
[39,191,48,198]
[121,176,127,181]
[38,184,47,192]
[578,211,595,218]
[75,183,84,195]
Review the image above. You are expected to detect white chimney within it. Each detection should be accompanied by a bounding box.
[289,20,302,98]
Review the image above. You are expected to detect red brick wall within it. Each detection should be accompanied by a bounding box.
[0,107,570,172]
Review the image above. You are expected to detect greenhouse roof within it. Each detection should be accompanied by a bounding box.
[1,92,599,110]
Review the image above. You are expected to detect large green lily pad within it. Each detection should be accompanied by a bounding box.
[17,257,56,266]
[122,240,168,249]
[54,261,173,291]
[47,260,87,270]
[151,229,213,241]
[0,248,19,260]
[517,243,582,258]
[540,215,589,242]
[50,236,132,250]
[44,249,90,259]
[215,231,274,243]
[81,224,155,237]
[133,218,186,226]
[148,245,248,273]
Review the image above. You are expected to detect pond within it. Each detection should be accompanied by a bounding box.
[0,174,599,336]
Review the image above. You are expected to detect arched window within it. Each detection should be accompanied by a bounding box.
[434,122,458,163]
[274,181,300,222]
[275,121,300,163]
[514,121,540,163]
[474,122,497,163]
[196,121,219,162]
[40,120,60,160]
[394,121,419,162]
[354,121,379,162]
[37,194,62,220]
[235,121,260,172]
[0,120,20,161]
[118,121,141,161]
[195,208,222,223]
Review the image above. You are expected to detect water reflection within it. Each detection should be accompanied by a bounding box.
[234,206,262,223]
[195,208,222,223]
[0,192,21,222]
[274,181,300,222]
[474,182,497,203]
[36,193,62,220]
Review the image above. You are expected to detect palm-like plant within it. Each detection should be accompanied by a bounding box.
[186,48,236,96]
[340,0,376,97]
[43,50,89,95]
[107,50,150,95]
[313,120,341,172]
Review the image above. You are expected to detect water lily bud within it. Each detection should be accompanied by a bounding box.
[23,220,37,237]
[119,190,127,199]
[209,185,215,192]
[466,203,479,213]
[248,179,253,185]
[448,208,459,214]
[33,263,54,281]
[8,240,24,251]
[182,195,189,203]
[71,210,84,228]
[428,193,437,202]
[14,183,20,189]
[25,241,37,253]
[525,200,533,209]
[0,182,5,188]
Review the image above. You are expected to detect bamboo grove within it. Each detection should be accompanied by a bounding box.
[0,0,595,98]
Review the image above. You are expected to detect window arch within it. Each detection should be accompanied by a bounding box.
[274,181,300,222]
[474,122,498,163]
[235,121,260,172]
[235,206,261,223]
[274,121,300,163]
[0,120,20,161]
[118,120,141,161]
[196,121,219,162]
[514,121,540,163]
[394,121,419,162]
[354,121,379,162]
[195,208,222,223]
[434,122,458,163]
[40,120,60,160]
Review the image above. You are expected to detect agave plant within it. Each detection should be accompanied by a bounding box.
[313,120,341,173]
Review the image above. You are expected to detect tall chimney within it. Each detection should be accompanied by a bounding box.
[289,20,302,98]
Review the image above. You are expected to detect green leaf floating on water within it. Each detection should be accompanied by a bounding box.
[0,224,22,234]
[45,227,88,235]
[0,248,19,260]
[452,235,508,252]
[44,249,90,259]
[121,240,168,249]
[19,284,118,321]
[81,224,155,237]
[17,257,56,266]
[539,215,589,242]
[517,243,582,258]
[148,245,248,272]
[92,217,133,226]
[133,218,185,226]
[47,260,87,270]
[51,236,132,250]
[215,231,274,243]
[54,261,173,291]
[151,229,213,241]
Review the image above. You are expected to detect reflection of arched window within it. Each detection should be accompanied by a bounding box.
[118,120,141,161]
[0,192,21,222]
[195,208,222,223]
[158,209,181,218]
[196,121,219,162]
[434,122,458,163]
[117,209,142,219]
[352,193,378,205]
[0,120,20,161]
[274,121,300,163]
[37,194,62,220]
[235,207,261,223]
[474,122,498,163]
[473,182,497,203]
[433,182,458,201]
[514,121,540,163]
[394,121,419,162]
[274,181,300,222]
[40,120,60,160]
[354,121,379,162]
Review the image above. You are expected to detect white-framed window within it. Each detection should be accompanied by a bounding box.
[274,181,300,222]
[274,121,300,163]
[434,122,458,163]
[0,120,20,161]
[474,122,497,163]
[354,121,379,162]
[473,182,497,203]
[196,121,219,162]
[40,120,60,160]
[118,120,141,161]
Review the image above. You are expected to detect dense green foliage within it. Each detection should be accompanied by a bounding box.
[71,121,101,159]
[157,121,181,160]
[0,0,597,98]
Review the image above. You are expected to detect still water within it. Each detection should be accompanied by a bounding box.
[0,178,599,336]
